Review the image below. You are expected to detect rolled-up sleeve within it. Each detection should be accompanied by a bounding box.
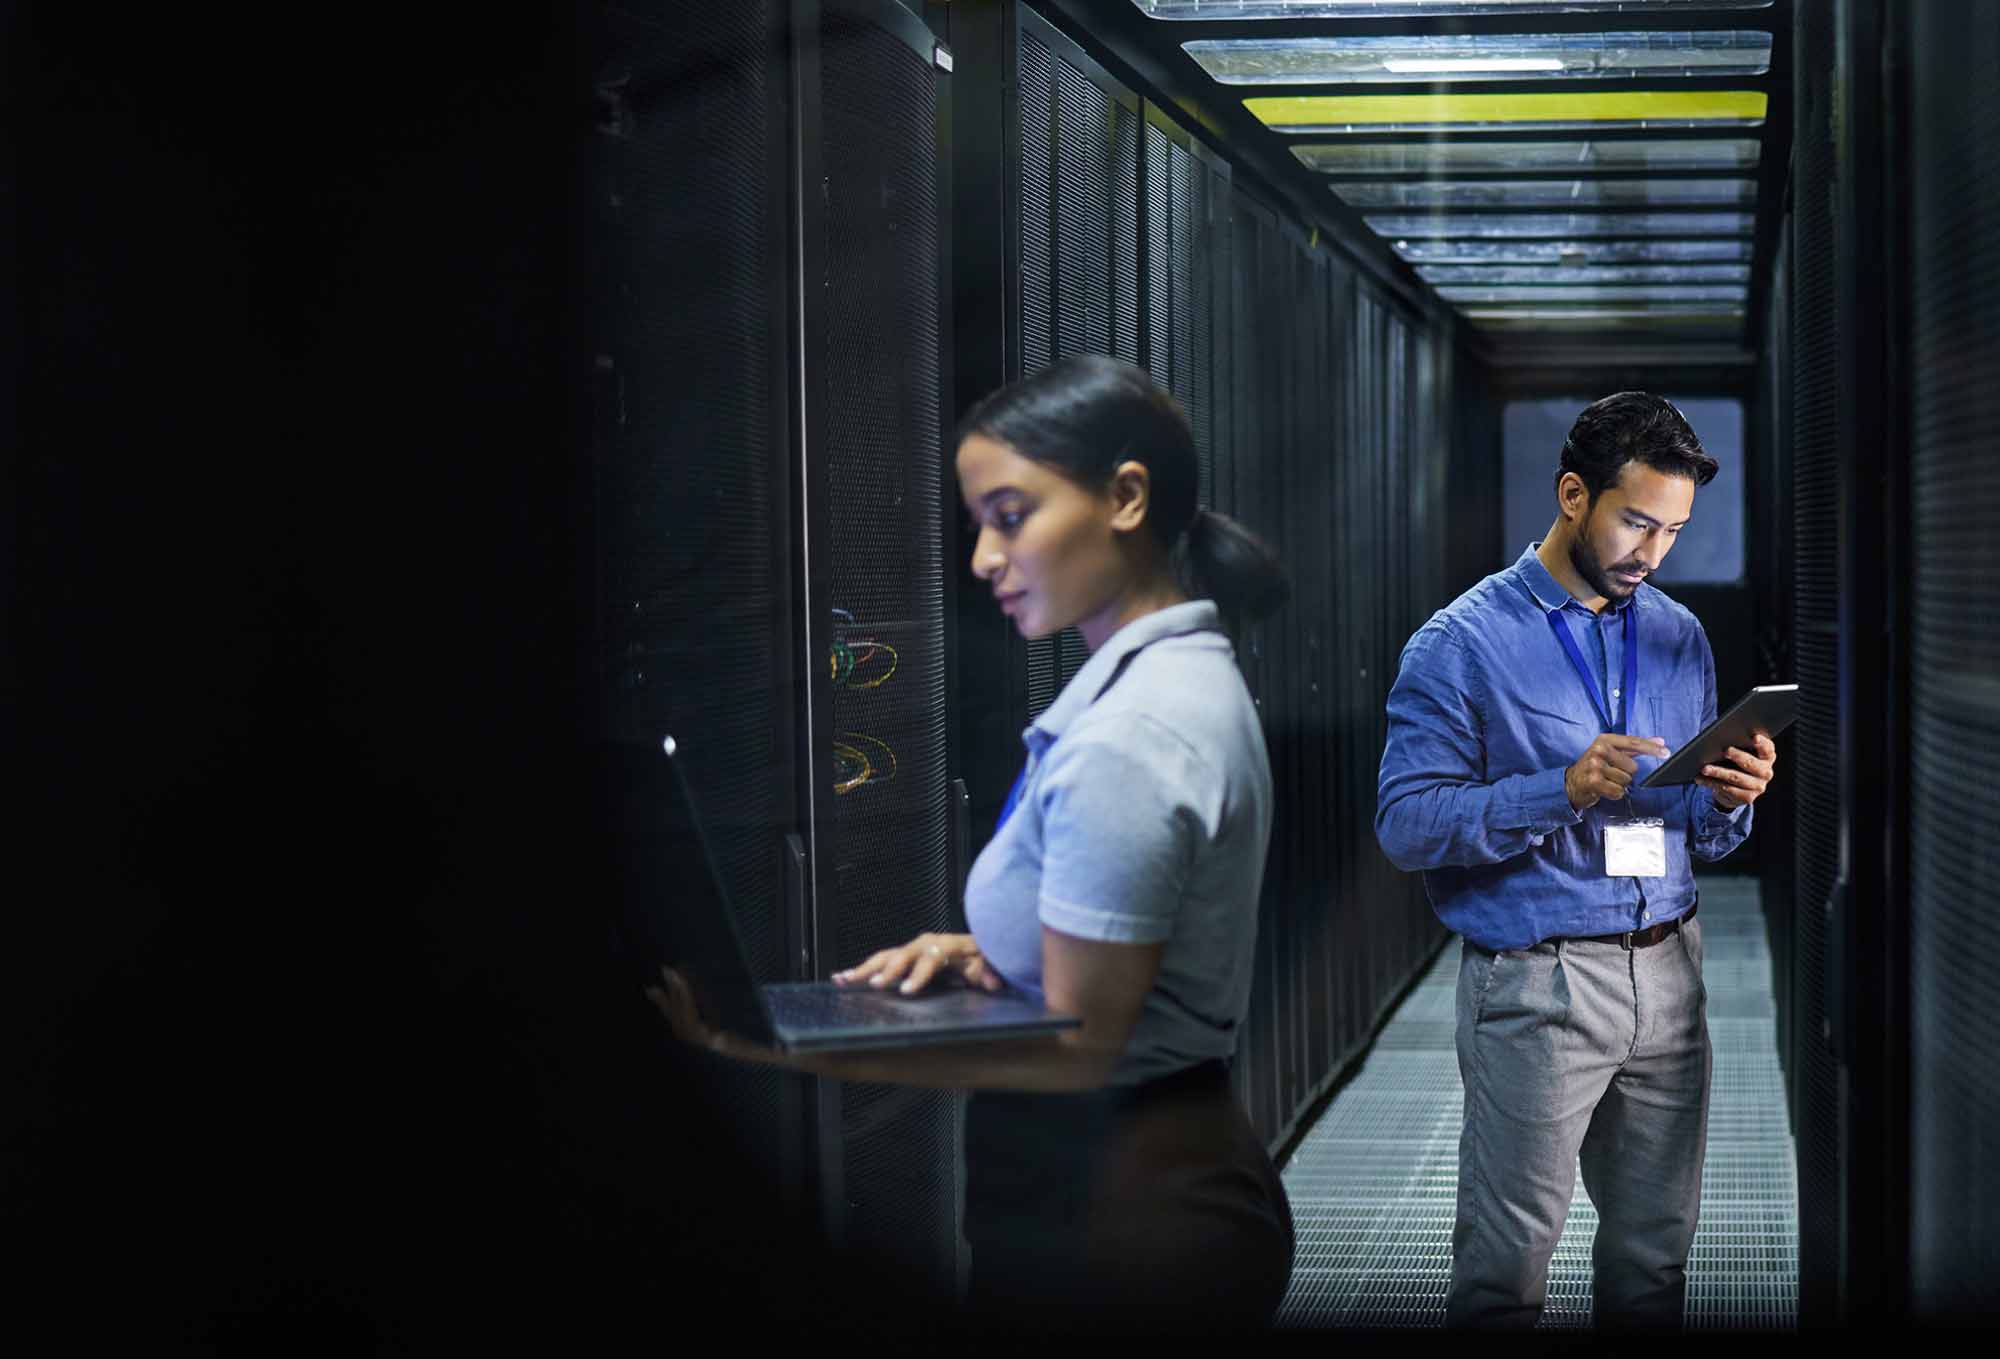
[1033,715,1208,945]
[1375,621,1582,872]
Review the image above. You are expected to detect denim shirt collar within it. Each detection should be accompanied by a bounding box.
[1514,541,1637,618]
[1026,599,1223,751]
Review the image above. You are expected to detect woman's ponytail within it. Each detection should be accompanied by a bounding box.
[1173,508,1290,625]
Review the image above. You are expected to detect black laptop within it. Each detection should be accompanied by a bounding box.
[601,733,1079,1053]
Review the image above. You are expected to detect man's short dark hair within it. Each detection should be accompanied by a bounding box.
[1557,392,1719,502]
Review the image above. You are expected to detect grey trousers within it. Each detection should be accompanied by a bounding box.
[1447,914,1710,1331]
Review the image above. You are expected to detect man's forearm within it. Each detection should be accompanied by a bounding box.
[1377,766,1581,872]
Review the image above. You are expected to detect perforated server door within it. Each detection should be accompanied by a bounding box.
[1789,0,1908,1320]
[1907,1,2000,1323]
[1757,223,1796,1121]
[584,0,802,1204]
[813,0,956,1304]
[1788,0,1843,1315]
[1227,189,1280,1141]
[1140,110,1229,511]
[1014,9,1142,716]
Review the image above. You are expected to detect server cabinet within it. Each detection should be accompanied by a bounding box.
[1756,222,1797,1121]
[1013,6,1143,716]
[1139,104,1230,512]
[584,0,960,1303]
[803,0,961,1303]
[1905,0,2000,1324]
[1225,188,1286,1139]
[1787,0,1908,1325]
[581,0,807,1219]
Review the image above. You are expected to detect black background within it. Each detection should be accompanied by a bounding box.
[6,5,863,1344]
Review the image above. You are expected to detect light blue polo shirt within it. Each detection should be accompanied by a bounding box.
[963,600,1274,1087]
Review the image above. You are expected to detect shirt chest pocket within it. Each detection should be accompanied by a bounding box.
[1646,692,1704,747]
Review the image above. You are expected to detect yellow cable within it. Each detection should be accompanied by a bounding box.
[834,731,898,790]
[847,641,899,690]
[831,740,873,795]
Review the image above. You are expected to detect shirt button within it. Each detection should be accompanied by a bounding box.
[1643,911,1652,921]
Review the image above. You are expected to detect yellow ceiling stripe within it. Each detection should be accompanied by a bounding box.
[1246,90,1768,128]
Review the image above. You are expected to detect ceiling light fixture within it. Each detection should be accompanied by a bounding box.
[1380,57,1565,74]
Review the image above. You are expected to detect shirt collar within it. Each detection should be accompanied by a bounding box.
[1027,599,1222,747]
[1515,541,1636,617]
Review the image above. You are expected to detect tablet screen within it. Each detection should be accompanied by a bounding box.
[1639,684,1799,788]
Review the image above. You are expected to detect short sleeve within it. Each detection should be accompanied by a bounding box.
[1032,714,1213,946]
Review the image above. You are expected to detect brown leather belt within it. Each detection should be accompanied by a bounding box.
[1566,899,1696,950]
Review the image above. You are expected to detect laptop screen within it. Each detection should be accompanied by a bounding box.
[595,736,774,1041]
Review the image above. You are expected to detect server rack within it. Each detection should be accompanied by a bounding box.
[1904,0,1999,1325]
[581,0,808,1229]
[1756,221,1797,1124]
[798,0,962,1303]
[584,0,962,1304]
[1785,0,1908,1325]
[1014,6,1144,716]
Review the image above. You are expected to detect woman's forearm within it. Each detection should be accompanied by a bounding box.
[728,1029,1116,1092]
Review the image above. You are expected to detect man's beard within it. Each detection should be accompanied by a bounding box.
[1569,512,1646,599]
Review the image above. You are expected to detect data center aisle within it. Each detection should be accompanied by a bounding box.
[1275,876,1798,1330]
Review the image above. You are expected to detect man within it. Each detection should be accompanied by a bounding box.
[1375,392,1777,1331]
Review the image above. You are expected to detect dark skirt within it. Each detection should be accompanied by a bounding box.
[961,1059,1294,1334]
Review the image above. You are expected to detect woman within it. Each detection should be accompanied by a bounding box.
[651,353,1294,1333]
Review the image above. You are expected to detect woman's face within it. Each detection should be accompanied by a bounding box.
[955,433,1131,641]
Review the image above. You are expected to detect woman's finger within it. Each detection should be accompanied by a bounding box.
[900,950,942,994]
[962,955,1004,993]
[867,946,918,988]
[836,945,907,985]
[900,940,960,993]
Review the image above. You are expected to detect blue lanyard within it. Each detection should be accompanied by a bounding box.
[995,763,1030,831]
[1545,603,1638,735]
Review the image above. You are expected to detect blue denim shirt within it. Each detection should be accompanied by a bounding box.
[1375,544,1752,951]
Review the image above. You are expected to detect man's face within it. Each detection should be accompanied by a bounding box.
[1566,461,1697,602]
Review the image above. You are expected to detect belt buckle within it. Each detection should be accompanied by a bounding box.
[1619,930,1635,950]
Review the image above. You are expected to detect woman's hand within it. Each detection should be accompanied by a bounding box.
[833,932,1005,996]
[644,967,787,1067]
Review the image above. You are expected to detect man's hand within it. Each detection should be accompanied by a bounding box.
[1565,733,1672,812]
[1701,731,1777,812]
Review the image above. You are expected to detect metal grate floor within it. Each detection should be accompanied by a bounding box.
[1275,877,1797,1330]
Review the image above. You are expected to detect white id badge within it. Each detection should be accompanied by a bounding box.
[1605,817,1667,877]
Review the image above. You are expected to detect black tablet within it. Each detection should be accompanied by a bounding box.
[1639,684,1800,789]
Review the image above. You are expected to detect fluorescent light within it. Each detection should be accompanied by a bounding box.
[1188,33,1771,86]
[1333,178,1756,209]
[1139,1,1774,17]
[1417,263,1752,284]
[1390,238,1755,264]
[1437,285,1748,304]
[1292,139,1762,176]
[1381,57,1564,74]
[1365,211,1755,238]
